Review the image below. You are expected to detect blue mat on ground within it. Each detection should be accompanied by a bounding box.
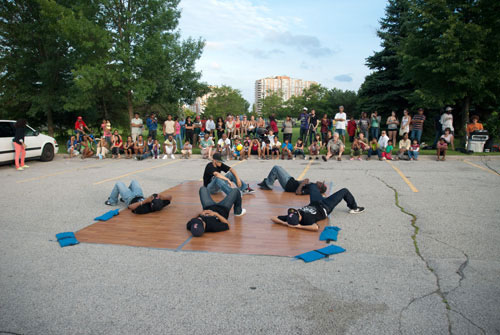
[319,226,341,242]
[295,244,346,263]
[94,209,120,221]
[56,232,79,248]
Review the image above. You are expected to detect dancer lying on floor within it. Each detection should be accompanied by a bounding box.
[271,183,364,231]
[257,165,327,195]
[105,179,172,214]
[187,186,246,237]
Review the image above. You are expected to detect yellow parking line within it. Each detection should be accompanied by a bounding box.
[463,160,500,176]
[94,160,180,185]
[297,160,313,180]
[386,161,419,193]
[16,162,112,184]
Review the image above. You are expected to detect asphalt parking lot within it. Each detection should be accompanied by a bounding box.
[1,154,499,334]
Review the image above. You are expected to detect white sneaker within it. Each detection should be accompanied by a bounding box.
[162,155,168,159]
[235,208,246,216]
[171,154,175,159]
[16,167,23,171]
[23,165,30,168]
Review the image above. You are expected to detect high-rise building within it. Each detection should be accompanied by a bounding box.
[185,86,217,115]
[254,76,317,113]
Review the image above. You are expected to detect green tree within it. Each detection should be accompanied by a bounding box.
[260,90,286,119]
[399,0,500,138]
[204,86,250,118]
[358,0,415,116]
[328,88,359,117]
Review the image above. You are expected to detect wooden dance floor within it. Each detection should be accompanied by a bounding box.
[76,181,330,257]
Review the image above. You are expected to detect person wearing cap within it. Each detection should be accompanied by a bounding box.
[257,165,327,195]
[271,183,365,231]
[186,186,246,237]
[299,107,309,143]
[104,180,172,214]
[440,107,454,134]
[203,153,255,195]
[334,106,347,143]
[75,116,90,142]
[466,115,483,138]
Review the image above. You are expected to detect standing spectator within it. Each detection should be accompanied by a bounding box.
[174,117,182,150]
[217,133,231,160]
[123,136,134,159]
[433,111,444,148]
[408,139,420,161]
[322,132,344,161]
[152,139,161,159]
[441,107,454,134]
[111,130,123,159]
[181,140,193,159]
[75,116,90,142]
[299,107,309,143]
[334,106,347,143]
[163,135,176,159]
[359,112,370,140]
[179,117,186,143]
[248,115,257,137]
[320,114,330,145]
[206,116,216,138]
[400,109,411,138]
[146,113,158,140]
[347,115,357,143]
[411,108,426,143]
[282,115,294,144]
[441,128,455,150]
[67,135,79,158]
[201,115,207,135]
[269,115,279,138]
[386,111,399,145]
[436,137,448,161]
[185,116,194,144]
[216,117,225,140]
[378,130,390,152]
[350,137,362,161]
[234,116,241,138]
[367,138,382,161]
[256,116,266,137]
[193,115,202,145]
[163,114,175,139]
[130,113,143,142]
[241,115,249,137]
[199,133,214,159]
[466,115,484,137]
[13,119,28,170]
[307,109,319,145]
[382,140,394,160]
[96,137,109,159]
[226,115,235,139]
[398,133,411,160]
[370,111,381,140]
[134,135,146,157]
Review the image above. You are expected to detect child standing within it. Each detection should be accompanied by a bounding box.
[408,140,420,161]
[382,140,393,160]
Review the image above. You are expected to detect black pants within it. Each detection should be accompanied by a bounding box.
[308,183,357,214]
[300,128,308,143]
[186,130,194,144]
[148,130,157,140]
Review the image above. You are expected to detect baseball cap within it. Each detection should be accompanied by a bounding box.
[77,116,82,120]
[212,152,224,162]
[287,208,300,226]
[189,218,205,237]
[303,107,308,111]
[445,106,453,111]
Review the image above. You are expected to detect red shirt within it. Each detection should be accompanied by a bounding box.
[347,120,357,136]
[201,119,207,132]
[75,120,87,131]
[270,120,278,133]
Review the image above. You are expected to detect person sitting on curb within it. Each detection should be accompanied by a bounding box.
[367,137,382,161]
[397,133,411,160]
[186,186,246,237]
[203,152,254,195]
[271,183,365,231]
[104,180,172,214]
[199,133,214,159]
[322,132,344,161]
[258,165,327,195]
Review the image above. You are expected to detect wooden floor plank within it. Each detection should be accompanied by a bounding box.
[76,181,330,256]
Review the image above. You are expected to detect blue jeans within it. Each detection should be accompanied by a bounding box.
[199,186,242,215]
[108,180,144,205]
[370,127,380,140]
[175,134,182,150]
[408,151,419,160]
[264,165,291,189]
[309,183,357,214]
[206,171,247,195]
[367,148,382,158]
[410,129,423,144]
[293,149,305,158]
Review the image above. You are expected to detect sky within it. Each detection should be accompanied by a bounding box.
[177,0,388,105]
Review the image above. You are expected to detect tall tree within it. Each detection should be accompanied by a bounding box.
[260,90,285,119]
[399,0,500,137]
[358,0,414,116]
[204,86,249,118]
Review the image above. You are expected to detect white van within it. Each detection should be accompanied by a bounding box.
[0,120,59,164]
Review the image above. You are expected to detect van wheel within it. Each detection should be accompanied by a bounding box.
[40,144,54,161]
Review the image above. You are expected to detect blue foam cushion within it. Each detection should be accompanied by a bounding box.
[58,237,79,247]
[56,232,75,240]
[317,244,346,255]
[319,226,341,242]
[94,209,120,221]
[295,250,326,263]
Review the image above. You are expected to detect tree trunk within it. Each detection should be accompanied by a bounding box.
[47,108,54,137]
[462,96,470,144]
[103,97,109,120]
[127,90,134,133]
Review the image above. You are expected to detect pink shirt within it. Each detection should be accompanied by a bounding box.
[175,122,181,135]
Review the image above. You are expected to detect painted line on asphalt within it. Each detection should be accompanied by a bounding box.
[296,160,313,180]
[94,160,180,185]
[463,160,500,176]
[16,162,112,184]
[386,161,419,193]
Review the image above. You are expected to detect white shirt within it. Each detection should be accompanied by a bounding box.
[378,135,389,149]
[334,112,347,130]
[164,120,175,134]
[268,135,276,146]
[206,120,215,131]
[440,113,454,131]
[218,138,231,147]
[131,118,143,129]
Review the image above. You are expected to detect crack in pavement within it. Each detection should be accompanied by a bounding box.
[368,173,452,335]
[480,156,500,176]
